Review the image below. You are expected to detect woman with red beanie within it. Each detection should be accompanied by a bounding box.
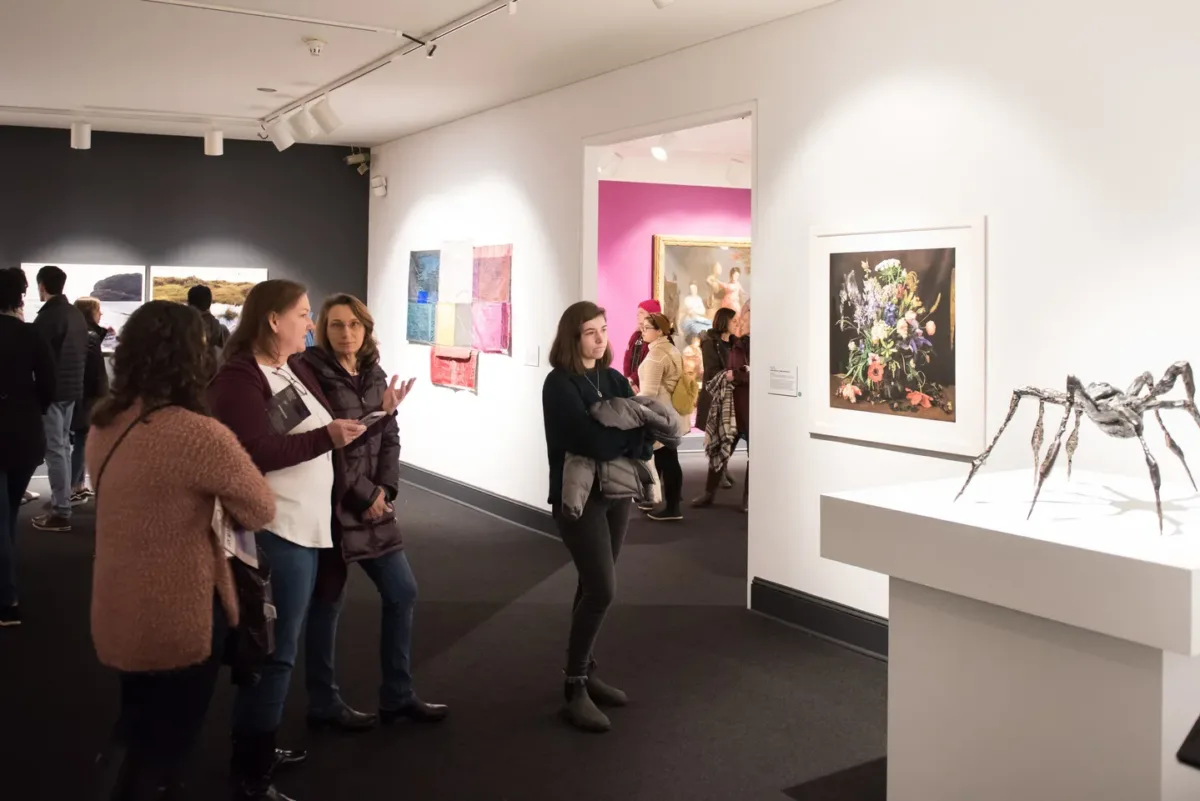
[622,299,660,390]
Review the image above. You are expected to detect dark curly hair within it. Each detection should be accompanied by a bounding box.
[92,301,214,428]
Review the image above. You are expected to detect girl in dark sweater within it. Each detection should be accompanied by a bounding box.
[542,301,649,733]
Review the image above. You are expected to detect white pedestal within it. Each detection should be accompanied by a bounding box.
[821,470,1200,801]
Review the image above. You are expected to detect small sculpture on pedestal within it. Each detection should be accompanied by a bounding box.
[955,362,1200,533]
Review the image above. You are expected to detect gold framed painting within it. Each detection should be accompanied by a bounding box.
[651,235,751,345]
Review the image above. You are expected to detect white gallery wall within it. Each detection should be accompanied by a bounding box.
[369,0,1200,618]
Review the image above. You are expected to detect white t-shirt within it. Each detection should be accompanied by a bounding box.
[259,363,335,549]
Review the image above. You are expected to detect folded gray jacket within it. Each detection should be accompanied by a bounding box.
[560,397,679,520]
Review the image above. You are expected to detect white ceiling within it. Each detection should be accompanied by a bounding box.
[0,0,835,147]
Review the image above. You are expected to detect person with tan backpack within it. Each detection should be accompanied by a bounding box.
[635,313,693,521]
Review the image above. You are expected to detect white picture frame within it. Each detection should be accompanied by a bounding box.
[808,218,987,457]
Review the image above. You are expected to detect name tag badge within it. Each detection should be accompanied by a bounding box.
[266,383,311,434]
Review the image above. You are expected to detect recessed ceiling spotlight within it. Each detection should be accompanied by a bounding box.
[256,87,277,93]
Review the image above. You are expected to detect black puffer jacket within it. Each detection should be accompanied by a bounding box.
[302,346,403,564]
[695,330,733,432]
[72,322,110,432]
[33,295,88,402]
[0,315,56,471]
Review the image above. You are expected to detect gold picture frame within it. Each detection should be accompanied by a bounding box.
[651,235,752,335]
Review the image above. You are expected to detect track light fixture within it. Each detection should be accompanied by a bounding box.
[204,129,224,156]
[70,121,92,150]
[650,133,674,161]
[310,96,342,134]
[289,108,322,140]
[266,118,295,151]
[426,42,438,58]
[371,175,388,197]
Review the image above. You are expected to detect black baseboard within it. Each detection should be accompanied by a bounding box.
[400,462,556,536]
[750,578,888,659]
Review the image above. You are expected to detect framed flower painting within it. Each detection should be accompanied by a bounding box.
[808,219,986,456]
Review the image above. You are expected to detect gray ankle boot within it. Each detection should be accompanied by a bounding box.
[586,662,628,707]
[560,677,611,733]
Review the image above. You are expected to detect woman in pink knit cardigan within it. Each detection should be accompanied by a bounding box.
[87,301,276,800]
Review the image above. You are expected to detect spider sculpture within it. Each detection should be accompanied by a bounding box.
[954,361,1200,533]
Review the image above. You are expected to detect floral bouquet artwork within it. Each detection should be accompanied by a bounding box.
[834,256,955,420]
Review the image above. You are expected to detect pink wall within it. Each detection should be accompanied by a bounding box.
[597,180,752,371]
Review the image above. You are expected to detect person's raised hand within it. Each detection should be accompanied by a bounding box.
[327,419,367,448]
[381,376,417,415]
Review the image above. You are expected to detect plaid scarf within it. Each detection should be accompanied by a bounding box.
[704,372,737,475]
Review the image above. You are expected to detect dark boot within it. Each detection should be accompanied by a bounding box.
[560,677,610,733]
[721,470,735,489]
[92,744,171,801]
[691,468,722,507]
[646,503,682,522]
[586,661,628,707]
[230,732,296,801]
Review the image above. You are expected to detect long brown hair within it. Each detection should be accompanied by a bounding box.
[223,279,307,363]
[549,301,611,374]
[316,293,379,370]
[92,301,212,427]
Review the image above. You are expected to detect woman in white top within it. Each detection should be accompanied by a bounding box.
[210,280,402,801]
[636,312,691,522]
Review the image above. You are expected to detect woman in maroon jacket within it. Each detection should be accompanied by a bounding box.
[208,280,382,801]
[302,294,448,730]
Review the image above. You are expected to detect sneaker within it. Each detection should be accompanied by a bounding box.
[646,506,683,522]
[0,606,20,627]
[32,514,71,532]
[20,490,38,506]
[70,490,93,506]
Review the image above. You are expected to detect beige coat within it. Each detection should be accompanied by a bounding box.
[636,337,691,438]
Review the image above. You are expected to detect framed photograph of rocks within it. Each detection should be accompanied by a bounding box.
[808,219,986,456]
[22,263,146,352]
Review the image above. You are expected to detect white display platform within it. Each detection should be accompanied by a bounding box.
[821,469,1200,801]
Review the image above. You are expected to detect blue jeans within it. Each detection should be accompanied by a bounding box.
[42,401,74,517]
[232,531,319,733]
[0,467,36,607]
[305,549,419,715]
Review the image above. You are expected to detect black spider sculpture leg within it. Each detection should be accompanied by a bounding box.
[955,387,1070,502]
[1135,430,1164,534]
[1026,377,1083,520]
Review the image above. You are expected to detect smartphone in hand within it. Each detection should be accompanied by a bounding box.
[358,411,389,426]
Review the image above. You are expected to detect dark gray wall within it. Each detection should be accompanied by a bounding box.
[0,125,368,303]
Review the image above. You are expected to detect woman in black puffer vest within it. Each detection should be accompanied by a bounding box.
[301,294,449,730]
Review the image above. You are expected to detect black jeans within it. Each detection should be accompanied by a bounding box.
[0,466,36,607]
[107,596,227,788]
[653,445,683,507]
[554,493,631,678]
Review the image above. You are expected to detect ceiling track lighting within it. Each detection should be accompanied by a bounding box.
[650,133,674,162]
[259,1,519,132]
[265,118,295,152]
[70,121,92,150]
[204,129,224,156]
[289,108,322,140]
[309,96,342,134]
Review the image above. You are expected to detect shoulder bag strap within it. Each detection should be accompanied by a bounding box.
[93,405,173,497]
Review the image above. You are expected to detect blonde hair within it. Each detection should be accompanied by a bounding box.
[74,297,101,324]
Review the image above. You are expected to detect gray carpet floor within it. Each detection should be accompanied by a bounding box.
[1,452,887,800]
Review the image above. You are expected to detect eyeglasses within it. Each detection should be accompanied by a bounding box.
[270,367,309,397]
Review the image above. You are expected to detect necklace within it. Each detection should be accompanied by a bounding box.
[584,369,603,398]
